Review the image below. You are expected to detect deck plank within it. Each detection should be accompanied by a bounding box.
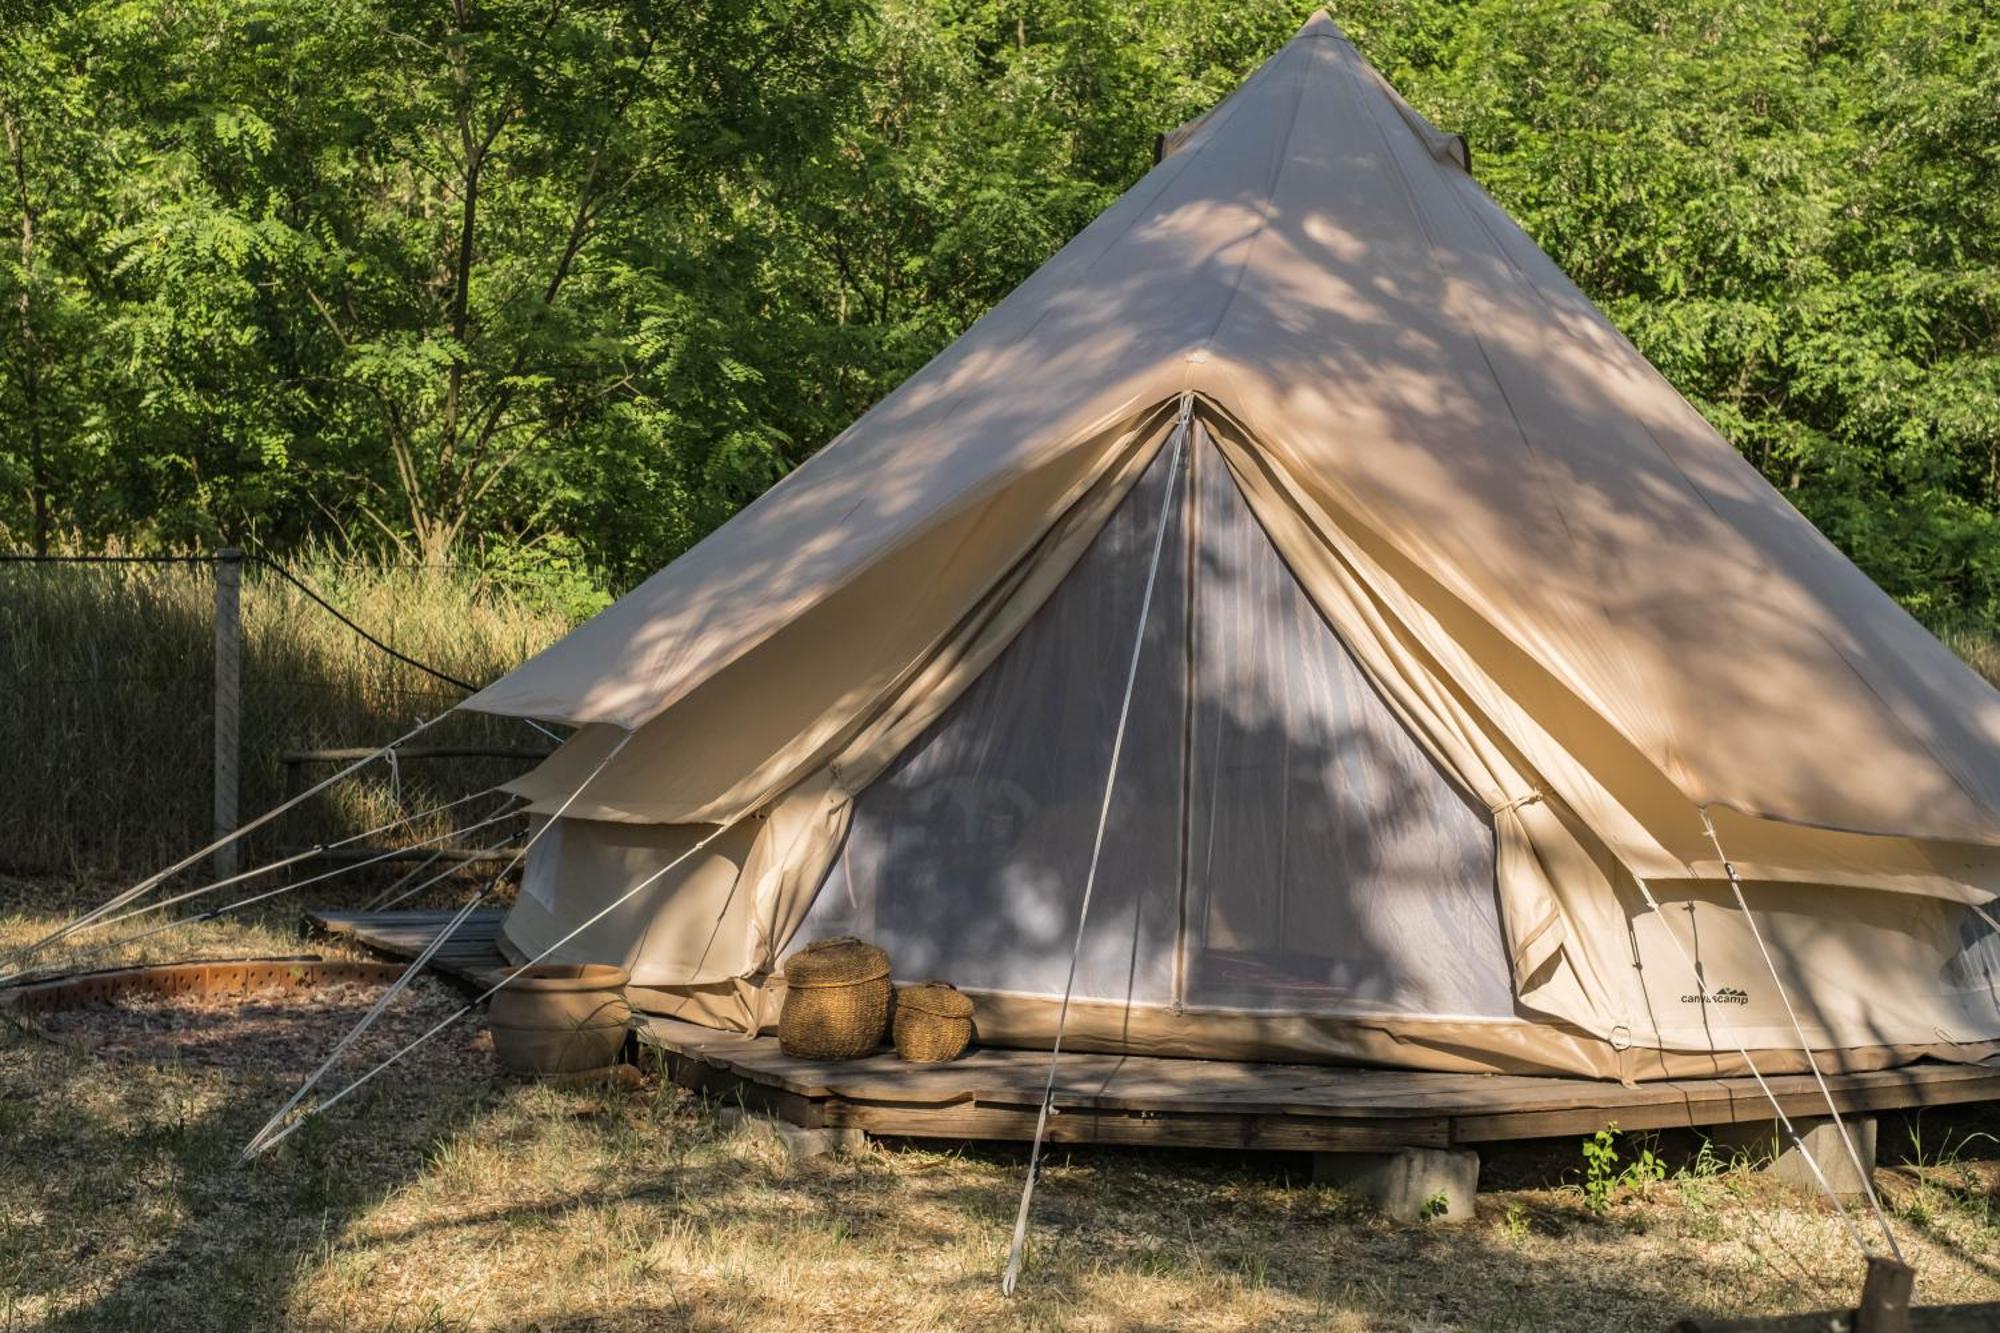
[306,906,509,987]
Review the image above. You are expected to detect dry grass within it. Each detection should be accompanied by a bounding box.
[6,582,2000,1328]
[5,883,2000,1331]
[1938,624,2000,691]
[0,553,571,878]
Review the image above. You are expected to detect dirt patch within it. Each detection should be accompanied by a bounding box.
[34,974,495,1083]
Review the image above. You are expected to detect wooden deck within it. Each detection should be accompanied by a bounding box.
[310,907,2000,1152]
[307,907,511,986]
[637,1016,2000,1151]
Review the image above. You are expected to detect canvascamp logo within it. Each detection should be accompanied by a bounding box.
[1680,986,1750,1006]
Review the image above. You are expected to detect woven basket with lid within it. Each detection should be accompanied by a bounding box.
[892,980,975,1063]
[779,937,891,1060]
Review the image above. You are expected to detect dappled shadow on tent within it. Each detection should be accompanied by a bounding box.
[493,12,2000,866]
[468,12,2000,1085]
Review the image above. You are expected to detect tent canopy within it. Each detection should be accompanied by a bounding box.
[474,13,2000,1079]
[467,10,2000,852]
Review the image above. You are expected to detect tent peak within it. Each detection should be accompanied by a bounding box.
[1298,9,1349,41]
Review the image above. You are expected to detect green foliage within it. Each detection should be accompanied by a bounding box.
[1581,1125,1620,1213]
[1580,1122,1665,1213]
[2,0,1998,632]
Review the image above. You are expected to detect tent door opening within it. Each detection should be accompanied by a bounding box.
[799,422,1513,1021]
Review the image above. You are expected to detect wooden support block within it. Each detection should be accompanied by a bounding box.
[1856,1257,1915,1333]
[718,1108,865,1160]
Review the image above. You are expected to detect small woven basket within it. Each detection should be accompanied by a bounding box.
[892,981,974,1063]
[779,937,892,1060]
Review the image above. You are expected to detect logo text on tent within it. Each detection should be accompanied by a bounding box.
[1680,986,1750,1006]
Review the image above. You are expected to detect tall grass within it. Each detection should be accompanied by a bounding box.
[1935,624,2000,690]
[0,553,574,878]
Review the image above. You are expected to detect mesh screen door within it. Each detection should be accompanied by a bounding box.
[798,424,1511,1018]
[804,437,1188,1003]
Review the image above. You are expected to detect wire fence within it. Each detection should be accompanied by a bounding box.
[0,552,574,881]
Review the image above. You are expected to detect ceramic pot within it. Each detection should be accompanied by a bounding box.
[488,963,632,1076]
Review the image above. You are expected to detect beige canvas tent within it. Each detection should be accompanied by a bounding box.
[462,12,2000,1081]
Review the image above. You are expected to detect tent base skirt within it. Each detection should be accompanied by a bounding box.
[624,980,2000,1082]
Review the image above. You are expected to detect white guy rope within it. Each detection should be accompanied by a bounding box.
[52,785,510,941]
[5,712,449,970]
[364,846,454,910]
[1699,810,1904,1262]
[240,888,498,1158]
[241,732,634,1160]
[243,809,749,1159]
[87,800,526,937]
[1002,401,1190,1297]
[1632,874,1873,1259]
[371,831,525,912]
[109,829,522,959]
[2,805,528,984]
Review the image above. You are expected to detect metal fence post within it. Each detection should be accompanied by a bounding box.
[213,548,243,877]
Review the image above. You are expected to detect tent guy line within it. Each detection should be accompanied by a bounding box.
[241,731,637,1160]
[87,789,517,935]
[371,830,528,913]
[241,803,761,1160]
[364,844,456,911]
[1630,870,1874,1260]
[0,787,521,985]
[81,807,529,966]
[1004,398,1190,1297]
[1701,809,1903,1262]
[241,887,500,1159]
[0,802,527,987]
[2,711,450,974]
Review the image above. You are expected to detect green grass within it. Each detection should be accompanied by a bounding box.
[0,551,572,878]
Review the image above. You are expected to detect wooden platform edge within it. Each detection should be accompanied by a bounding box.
[634,1019,2000,1153]
[304,907,512,990]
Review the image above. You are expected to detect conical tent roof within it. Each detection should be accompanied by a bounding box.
[478,15,2000,1078]
[470,11,2000,852]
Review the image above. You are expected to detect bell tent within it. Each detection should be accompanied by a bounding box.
[460,12,2000,1081]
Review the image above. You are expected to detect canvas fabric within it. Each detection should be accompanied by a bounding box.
[483,12,2000,1076]
[470,12,2000,854]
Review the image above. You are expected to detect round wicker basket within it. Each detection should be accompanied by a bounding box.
[892,981,974,1063]
[778,937,892,1060]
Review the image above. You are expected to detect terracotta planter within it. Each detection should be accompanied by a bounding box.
[488,963,632,1076]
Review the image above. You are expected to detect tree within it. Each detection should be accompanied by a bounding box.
[3,0,1998,643]
[0,2,118,555]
